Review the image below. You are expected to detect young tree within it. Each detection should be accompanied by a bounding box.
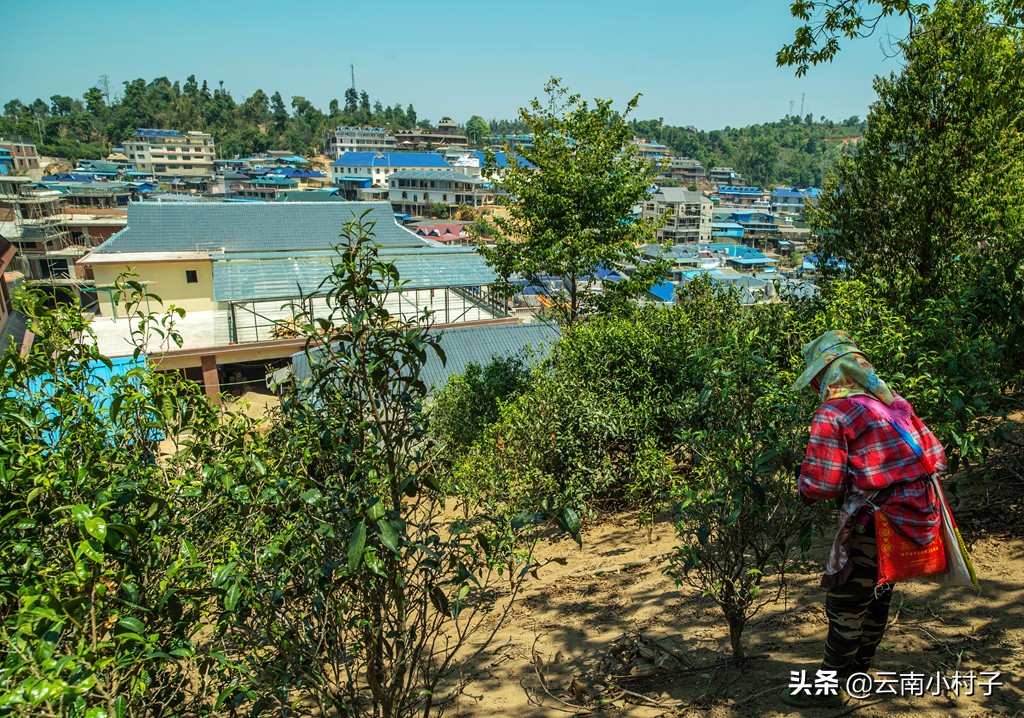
[480,78,666,330]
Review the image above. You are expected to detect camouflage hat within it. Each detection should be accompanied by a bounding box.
[792,330,866,391]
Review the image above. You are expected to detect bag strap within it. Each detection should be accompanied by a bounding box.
[886,419,938,475]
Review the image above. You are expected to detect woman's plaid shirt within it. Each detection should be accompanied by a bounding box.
[798,396,945,544]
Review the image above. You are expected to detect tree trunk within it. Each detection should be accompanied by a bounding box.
[728,618,745,660]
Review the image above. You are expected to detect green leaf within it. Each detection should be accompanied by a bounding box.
[299,488,323,506]
[108,395,123,422]
[224,582,240,612]
[558,507,582,547]
[84,517,107,542]
[79,539,104,563]
[377,519,399,554]
[365,499,385,521]
[118,616,145,633]
[348,520,366,571]
[429,585,450,616]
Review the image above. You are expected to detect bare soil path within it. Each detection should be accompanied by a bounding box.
[453,474,1024,718]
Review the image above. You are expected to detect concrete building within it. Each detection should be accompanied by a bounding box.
[388,169,493,217]
[629,138,672,163]
[642,187,713,243]
[0,139,40,171]
[715,185,764,207]
[327,126,396,158]
[0,176,88,292]
[78,202,508,398]
[771,186,822,215]
[709,167,744,186]
[394,120,468,150]
[122,129,216,178]
[0,147,14,175]
[331,151,453,188]
[665,157,705,184]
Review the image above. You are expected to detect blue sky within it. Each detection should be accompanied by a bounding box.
[0,0,907,129]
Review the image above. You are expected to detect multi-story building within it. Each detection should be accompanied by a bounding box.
[332,151,453,188]
[629,138,671,163]
[0,175,96,298]
[665,157,705,185]
[327,126,396,159]
[388,170,494,217]
[770,186,822,215]
[716,185,764,207]
[642,187,713,243]
[0,139,40,171]
[122,129,216,178]
[394,120,469,150]
[709,166,744,186]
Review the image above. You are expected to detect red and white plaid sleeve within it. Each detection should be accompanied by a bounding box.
[798,405,850,502]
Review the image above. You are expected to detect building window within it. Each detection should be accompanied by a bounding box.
[185,270,198,284]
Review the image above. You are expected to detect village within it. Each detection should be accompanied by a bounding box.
[0,127,824,398]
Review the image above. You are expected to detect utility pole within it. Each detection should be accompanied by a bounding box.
[350,63,356,90]
[799,93,805,118]
[789,100,794,117]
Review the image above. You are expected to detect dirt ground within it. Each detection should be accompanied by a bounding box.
[451,472,1024,718]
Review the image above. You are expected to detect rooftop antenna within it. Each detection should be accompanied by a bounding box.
[350,63,356,90]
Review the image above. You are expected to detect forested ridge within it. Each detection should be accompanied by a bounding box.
[2,75,863,187]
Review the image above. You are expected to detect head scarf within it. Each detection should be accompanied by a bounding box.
[816,351,894,405]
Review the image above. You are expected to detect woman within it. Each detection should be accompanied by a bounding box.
[780,330,945,708]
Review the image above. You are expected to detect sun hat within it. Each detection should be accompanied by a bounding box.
[792,330,865,391]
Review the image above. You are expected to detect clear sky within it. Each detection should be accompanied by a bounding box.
[0,0,907,130]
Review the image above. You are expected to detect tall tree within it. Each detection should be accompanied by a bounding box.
[811,0,1024,303]
[344,87,358,114]
[480,78,666,329]
[465,115,489,146]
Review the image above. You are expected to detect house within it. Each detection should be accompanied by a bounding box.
[328,126,396,158]
[664,158,705,184]
[0,147,14,175]
[394,119,468,150]
[413,223,474,246]
[78,202,507,398]
[122,129,216,178]
[642,187,713,243]
[0,176,90,296]
[387,170,493,217]
[629,138,671,162]
[770,187,822,215]
[234,175,298,201]
[0,139,40,171]
[709,167,744,186]
[331,152,453,188]
[715,186,764,207]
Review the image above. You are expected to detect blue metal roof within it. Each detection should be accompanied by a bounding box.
[331,152,451,169]
[134,129,183,137]
[647,279,676,303]
[717,185,762,195]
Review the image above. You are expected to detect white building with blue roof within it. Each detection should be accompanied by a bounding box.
[331,151,454,188]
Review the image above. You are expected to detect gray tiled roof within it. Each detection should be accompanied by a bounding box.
[91,201,428,254]
[289,321,560,393]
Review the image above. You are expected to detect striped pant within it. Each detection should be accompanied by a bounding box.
[822,522,892,677]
